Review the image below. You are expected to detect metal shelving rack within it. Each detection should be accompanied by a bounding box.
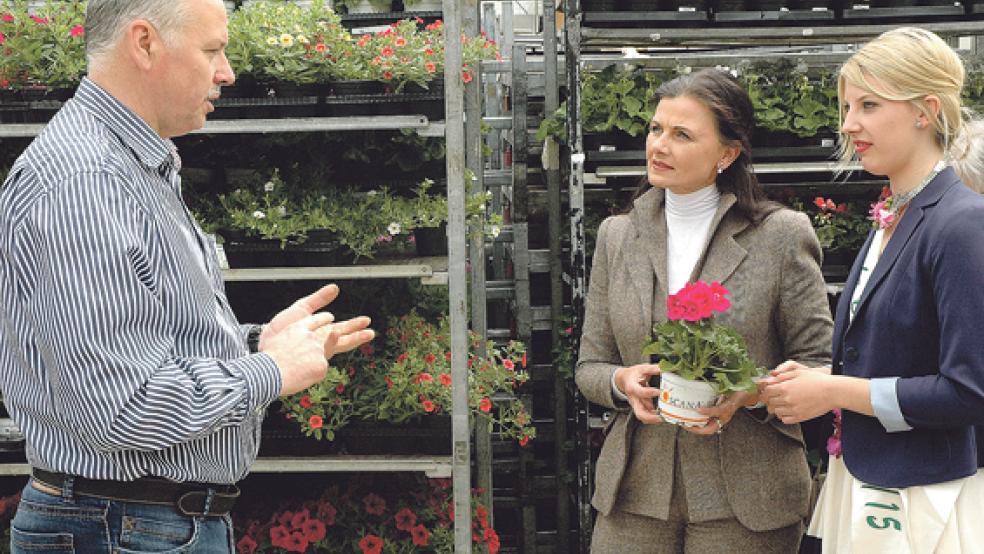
[563,3,984,553]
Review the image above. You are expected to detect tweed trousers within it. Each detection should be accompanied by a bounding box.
[590,450,803,554]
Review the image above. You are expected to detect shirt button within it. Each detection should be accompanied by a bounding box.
[844,347,859,362]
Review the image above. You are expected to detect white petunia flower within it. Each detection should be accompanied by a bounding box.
[253,210,266,219]
[264,181,275,192]
[388,222,402,235]
[278,206,287,217]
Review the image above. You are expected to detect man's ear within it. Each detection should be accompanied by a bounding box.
[124,19,157,71]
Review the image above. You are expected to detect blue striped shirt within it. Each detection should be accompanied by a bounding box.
[0,78,282,484]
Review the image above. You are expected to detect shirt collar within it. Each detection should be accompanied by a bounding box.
[74,77,179,174]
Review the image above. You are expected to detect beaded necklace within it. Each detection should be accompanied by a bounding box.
[869,160,945,230]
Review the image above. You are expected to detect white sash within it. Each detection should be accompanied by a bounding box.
[809,456,984,553]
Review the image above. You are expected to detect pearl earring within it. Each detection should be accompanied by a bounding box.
[717,164,725,174]
[916,120,924,129]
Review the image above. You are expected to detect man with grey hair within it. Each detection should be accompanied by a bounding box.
[0,1,374,551]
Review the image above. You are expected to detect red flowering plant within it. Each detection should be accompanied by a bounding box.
[359,18,500,91]
[0,491,21,547]
[0,0,86,93]
[226,0,350,86]
[794,196,870,254]
[641,281,765,394]
[232,474,501,553]
[368,311,534,445]
[281,310,534,446]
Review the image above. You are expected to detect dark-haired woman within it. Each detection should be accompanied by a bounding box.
[575,68,833,553]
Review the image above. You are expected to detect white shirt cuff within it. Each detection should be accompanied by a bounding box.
[870,377,912,432]
[611,370,629,402]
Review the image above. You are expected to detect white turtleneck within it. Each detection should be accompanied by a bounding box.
[665,184,720,294]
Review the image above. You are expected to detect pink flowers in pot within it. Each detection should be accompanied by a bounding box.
[643,281,765,394]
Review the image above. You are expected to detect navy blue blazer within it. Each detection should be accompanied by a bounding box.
[833,167,984,488]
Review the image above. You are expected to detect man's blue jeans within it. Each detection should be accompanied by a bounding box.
[9,480,235,553]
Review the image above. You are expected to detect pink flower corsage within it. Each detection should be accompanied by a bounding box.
[868,199,895,230]
[826,408,842,458]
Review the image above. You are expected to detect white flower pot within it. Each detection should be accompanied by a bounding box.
[657,371,720,428]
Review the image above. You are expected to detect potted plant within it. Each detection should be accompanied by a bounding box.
[800,196,871,269]
[227,0,345,88]
[214,170,347,267]
[279,310,535,450]
[0,0,86,117]
[739,58,839,144]
[232,474,502,554]
[404,176,503,257]
[641,281,765,427]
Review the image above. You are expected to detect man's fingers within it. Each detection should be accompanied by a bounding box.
[295,284,340,314]
[330,329,376,355]
[302,312,336,331]
[324,316,372,337]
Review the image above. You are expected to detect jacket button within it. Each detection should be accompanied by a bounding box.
[845,347,859,362]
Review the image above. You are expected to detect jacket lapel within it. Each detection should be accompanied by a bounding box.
[848,168,958,330]
[833,231,872,362]
[628,189,665,327]
[693,194,747,285]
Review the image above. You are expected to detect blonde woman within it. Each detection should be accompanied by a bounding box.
[760,27,984,553]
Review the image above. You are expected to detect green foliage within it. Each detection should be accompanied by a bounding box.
[207,169,499,260]
[0,0,87,90]
[643,318,764,394]
[963,58,984,113]
[794,196,871,253]
[537,65,675,144]
[739,58,840,138]
[536,60,854,144]
[280,310,535,446]
[216,169,315,244]
[227,0,348,84]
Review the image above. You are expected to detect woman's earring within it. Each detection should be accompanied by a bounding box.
[915,120,925,129]
[717,163,725,174]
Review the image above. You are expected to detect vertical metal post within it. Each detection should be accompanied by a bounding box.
[511,43,536,554]
[464,0,493,525]
[443,0,471,551]
[543,0,570,552]
[564,0,592,552]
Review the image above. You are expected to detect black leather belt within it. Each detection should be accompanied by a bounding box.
[31,468,239,517]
